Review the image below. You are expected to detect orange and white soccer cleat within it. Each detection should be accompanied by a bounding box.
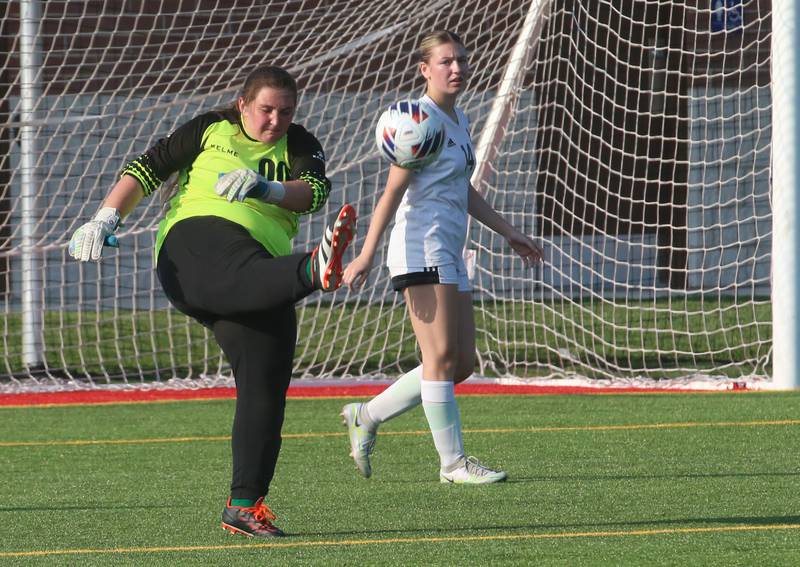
[311,204,357,291]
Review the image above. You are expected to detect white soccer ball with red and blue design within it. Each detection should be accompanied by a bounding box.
[374,100,445,170]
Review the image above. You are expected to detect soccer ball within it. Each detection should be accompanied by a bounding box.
[375,100,445,169]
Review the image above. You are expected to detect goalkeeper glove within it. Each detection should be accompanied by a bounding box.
[68,207,120,262]
[215,169,286,204]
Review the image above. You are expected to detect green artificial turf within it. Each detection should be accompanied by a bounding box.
[0,391,798,565]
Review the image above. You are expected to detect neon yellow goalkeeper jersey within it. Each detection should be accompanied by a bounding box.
[120,108,331,259]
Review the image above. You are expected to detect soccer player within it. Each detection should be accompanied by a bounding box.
[341,31,543,484]
[69,66,356,537]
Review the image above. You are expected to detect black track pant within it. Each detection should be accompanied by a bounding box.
[156,216,316,500]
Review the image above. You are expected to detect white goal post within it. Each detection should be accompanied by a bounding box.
[771,0,800,390]
[0,0,792,390]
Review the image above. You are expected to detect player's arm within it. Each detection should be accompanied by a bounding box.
[284,126,331,213]
[467,183,516,237]
[69,114,212,262]
[215,169,305,210]
[343,164,412,290]
[215,124,331,213]
[467,183,543,267]
[102,175,145,217]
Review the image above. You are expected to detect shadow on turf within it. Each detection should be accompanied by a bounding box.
[298,515,800,539]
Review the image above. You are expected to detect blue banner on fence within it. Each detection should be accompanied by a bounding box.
[711,0,744,33]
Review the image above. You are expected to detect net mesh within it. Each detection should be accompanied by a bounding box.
[0,0,772,390]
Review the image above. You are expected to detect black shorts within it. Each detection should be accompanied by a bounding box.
[390,267,441,291]
[389,263,471,292]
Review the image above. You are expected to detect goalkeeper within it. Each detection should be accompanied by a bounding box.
[69,66,356,537]
[341,31,542,484]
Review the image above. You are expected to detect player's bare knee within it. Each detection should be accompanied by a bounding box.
[421,350,458,378]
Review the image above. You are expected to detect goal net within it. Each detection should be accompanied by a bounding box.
[0,0,773,390]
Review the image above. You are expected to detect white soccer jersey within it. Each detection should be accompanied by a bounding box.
[386,95,476,269]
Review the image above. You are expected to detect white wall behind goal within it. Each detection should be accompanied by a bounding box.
[686,86,771,296]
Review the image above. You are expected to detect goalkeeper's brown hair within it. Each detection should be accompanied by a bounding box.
[236,66,298,110]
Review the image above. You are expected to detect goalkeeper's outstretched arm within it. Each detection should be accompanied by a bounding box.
[101,174,145,217]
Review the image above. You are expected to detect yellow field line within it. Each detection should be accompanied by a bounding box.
[1,419,798,448]
[1,523,798,558]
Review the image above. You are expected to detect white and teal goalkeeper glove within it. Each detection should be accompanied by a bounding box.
[68,207,120,262]
[215,169,286,204]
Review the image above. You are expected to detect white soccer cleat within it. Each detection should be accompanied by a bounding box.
[340,403,376,478]
[440,456,508,484]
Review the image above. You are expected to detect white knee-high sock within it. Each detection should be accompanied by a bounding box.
[362,365,423,429]
[420,378,464,469]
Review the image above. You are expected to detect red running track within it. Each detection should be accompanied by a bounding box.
[0,382,737,407]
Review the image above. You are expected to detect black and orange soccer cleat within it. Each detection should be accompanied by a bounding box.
[221,497,286,538]
[311,204,357,291]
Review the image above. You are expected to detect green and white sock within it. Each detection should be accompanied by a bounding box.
[362,365,423,428]
[420,378,464,469]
